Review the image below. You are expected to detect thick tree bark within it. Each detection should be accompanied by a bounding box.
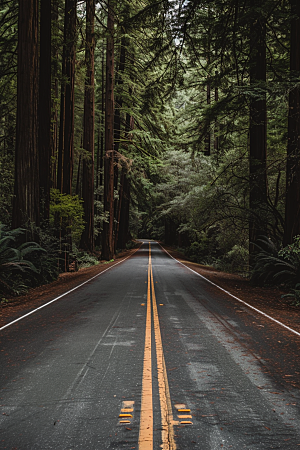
[58,0,77,195]
[57,79,64,192]
[51,0,59,189]
[115,167,125,250]
[214,76,219,153]
[249,0,267,256]
[75,154,82,196]
[113,36,127,247]
[12,0,39,229]
[117,174,130,249]
[100,47,105,200]
[204,79,211,156]
[95,47,105,249]
[38,0,52,222]
[56,0,77,271]
[114,36,126,153]
[80,0,95,252]
[102,0,115,260]
[283,0,300,245]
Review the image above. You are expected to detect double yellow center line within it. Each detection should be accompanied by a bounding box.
[138,243,177,450]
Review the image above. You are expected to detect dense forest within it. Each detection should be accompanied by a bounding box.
[0,0,300,300]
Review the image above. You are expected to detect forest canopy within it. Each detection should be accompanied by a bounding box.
[0,0,300,295]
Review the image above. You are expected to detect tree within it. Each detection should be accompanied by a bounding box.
[38,0,52,222]
[283,0,300,245]
[249,0,268,256]
[80,0,95,252]
[102,0,115,260]
[12,0,39,229]
[57,0,77,195]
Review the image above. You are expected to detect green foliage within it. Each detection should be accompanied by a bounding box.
[186,239,210,264]
[71,248,99,269]
[251,236,300,286]
[125,240,138,250]
[0,225,45,295]
[282,284,300,307]
[215,245,249,275]
[278,236,300,266]
[50,189,85,245]
[0,154,14,225]
[26,225,60,287]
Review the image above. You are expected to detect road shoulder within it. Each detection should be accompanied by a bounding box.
[0,247,139,328]
[161,245,300,335]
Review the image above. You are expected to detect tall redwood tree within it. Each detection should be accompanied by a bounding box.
[80,0,95,252]
[283,0,300,245]
[249,0,267,256]
[102,0,115,260]
[12,0,39,229]
[38,0,52,221]
[57,0,77,195]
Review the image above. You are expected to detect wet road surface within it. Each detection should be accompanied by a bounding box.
[0,241,300,449]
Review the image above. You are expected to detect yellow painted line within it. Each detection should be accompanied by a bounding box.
[119,414,133,418]
[150,257,177,449]
[174,403,186,410]
[122,401,134,407]
[120,420,131,424]
[121,408,134,413]
[180,421,193,425]
[177,409,190,413]
[178,415,192,419]
[138,255,153,450]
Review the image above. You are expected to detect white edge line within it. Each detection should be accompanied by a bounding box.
[0,246,141,333]
[160,244,300,338]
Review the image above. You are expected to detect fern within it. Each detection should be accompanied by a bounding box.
[0,225,45,295]
[251,235,300,286]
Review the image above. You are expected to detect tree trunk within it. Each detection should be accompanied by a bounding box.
[12,0,39,229]
[102,0,115,260]
[38,0,52,222]
[100,46,105,201]
[249,0,267,256]
[204,79,211,156]
[95,46,105,249]
[75,154,82,196]
[57,0,77,271]
[115,167,125,251]
[114,36,126,153]
[60,0,77,196]
[117,174,130,249]
[113,36,127,248]
[214,74,219,153]
[51,0,59,190]
[57,78,64,192]
[283,0,300,245]
[80,0,95,252]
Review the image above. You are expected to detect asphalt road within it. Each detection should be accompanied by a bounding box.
[0,241,300,449]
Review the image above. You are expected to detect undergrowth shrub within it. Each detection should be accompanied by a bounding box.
[251,235,300,286]
[215,245,248,274]
[0,225,45,295]
[72,248,99,269]
[25,225,60,287]
[282,283,300,307]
